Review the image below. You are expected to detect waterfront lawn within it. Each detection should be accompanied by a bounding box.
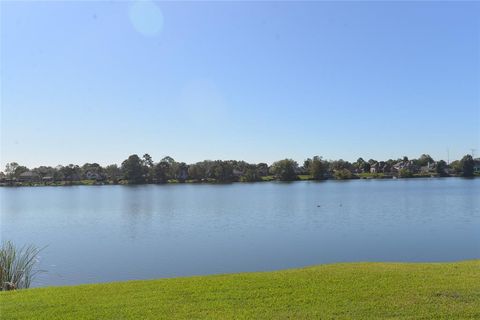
[1,261,479,319]
[357,172,386,179]
[298,174,313,180]
[260,175,275,181]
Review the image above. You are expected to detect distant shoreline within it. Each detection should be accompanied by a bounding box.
[3,154,478,187]
[1,174,478,188]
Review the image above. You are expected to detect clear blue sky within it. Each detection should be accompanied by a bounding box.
[1,1,479,168]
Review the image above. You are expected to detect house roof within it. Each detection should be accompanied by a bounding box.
[19,171,38,177]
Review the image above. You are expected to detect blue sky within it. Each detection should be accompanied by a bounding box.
[1,1,479,168]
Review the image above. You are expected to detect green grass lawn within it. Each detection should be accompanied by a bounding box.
[357,172,386,179]
[298,174,313,180]
[1,261,479,319]
[260,175,275,181]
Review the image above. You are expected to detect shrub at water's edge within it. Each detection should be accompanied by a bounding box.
[0,241,43,290]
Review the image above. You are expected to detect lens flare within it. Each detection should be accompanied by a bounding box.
[128,0,164,37]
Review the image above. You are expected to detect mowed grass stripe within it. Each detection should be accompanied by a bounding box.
[1,261,479,319]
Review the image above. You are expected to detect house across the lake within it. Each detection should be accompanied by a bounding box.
[18,171,40,182]
[85,171,105,181]
[474,159,480,174]
[42,176,54,183]
[370,163,379,173]
[420,162,436,174]
[392,161,419,174]
[232,169,244,177]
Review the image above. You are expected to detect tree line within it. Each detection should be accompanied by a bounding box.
[0,153,477,185]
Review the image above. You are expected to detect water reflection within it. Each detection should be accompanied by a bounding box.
[1,178,479,287]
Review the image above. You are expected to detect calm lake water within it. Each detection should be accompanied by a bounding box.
[1,178,479,287]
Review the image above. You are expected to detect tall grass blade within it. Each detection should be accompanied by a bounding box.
[0,241,44,290]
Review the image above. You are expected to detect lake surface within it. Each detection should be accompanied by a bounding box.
[1,178,479,287]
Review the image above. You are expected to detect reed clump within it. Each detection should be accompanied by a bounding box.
[0,241,43,290]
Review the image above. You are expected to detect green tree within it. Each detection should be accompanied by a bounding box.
[160,156,178,182]
[303,159,311,172]
[5,163,29,179]
[240,165,260,182]
[105,164,121,183]
[81,163,105,179]
[142,154,154,168]
[174,162,189,182]
[460,154,474,177]
[334,168,353,180]
[60,164,81,182]
[32,166,56,179]
[256,163,269,177]
[353,157,371,173]
[14,166,29,178]
[153,161,169,183]
[398,168,413,178]
[450,160,461,174]
[435,160,448,177]
[211,160,234,182]
[121,154,145,183]
[309,156,327,180]
[354,157,365,171]
[362,162,371,173]
[141,154,155,182]
[330,159,351,171]
[53,166,65,182]
[187,163,203,181]
[187,161,214,181]
[416,154,434,167]
[270,159,298,181]
[5,163,19,178]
